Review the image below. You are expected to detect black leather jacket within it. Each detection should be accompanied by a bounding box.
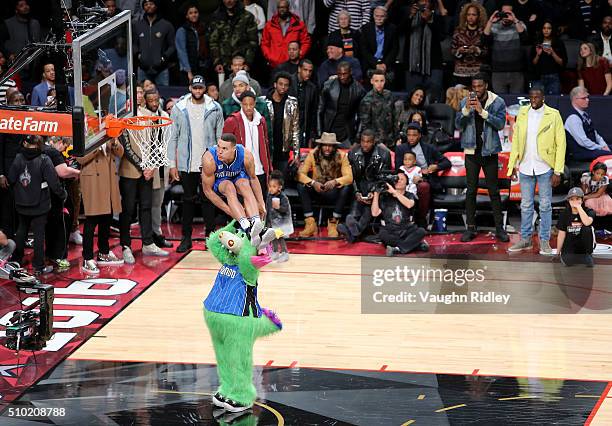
[289,74,319,147]
[348,143,392,195]
[318,78,366,142]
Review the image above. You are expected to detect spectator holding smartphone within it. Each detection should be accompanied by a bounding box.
[484,3,528,94]
[455,73,509,243]
[451,2,488,87]
[531,20,567,95]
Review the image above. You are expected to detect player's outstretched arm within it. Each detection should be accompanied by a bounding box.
[201,151,233,216]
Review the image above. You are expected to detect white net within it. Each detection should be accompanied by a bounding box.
[124,116,172,169]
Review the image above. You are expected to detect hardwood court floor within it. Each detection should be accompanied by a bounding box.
[70,251,612,424]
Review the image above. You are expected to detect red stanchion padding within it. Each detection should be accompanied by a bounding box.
[589,155,612,177]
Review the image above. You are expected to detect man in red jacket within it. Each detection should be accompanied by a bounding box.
[261,0,311,69]
[222,91,271,196]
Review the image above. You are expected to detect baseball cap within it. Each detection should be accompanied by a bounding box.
[405,122,422,134]
[566,187,584,199]
[191,75,205,88]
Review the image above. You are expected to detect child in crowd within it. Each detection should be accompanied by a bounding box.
[399,151,422,198]
[9,136,67,274]
[581,162,612,216]
[556,187,597,267]
[265,171,292,262]
[206,83,219,102]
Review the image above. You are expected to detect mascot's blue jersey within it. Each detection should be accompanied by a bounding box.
[209,144,247,181]
[204,264,262,317]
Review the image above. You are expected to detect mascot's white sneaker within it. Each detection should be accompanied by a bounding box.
[213,392,253,412]
[249,221,264,245]
[212,392,228,408]
[223,398,253,413]
[258,228,277,250]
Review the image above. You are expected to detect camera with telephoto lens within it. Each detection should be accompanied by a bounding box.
[1,265,54,352]
[5,311,40,351]
[497,11,509,19]
[373,170,400,193]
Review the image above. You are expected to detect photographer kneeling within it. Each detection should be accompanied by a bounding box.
[372,172,429,256]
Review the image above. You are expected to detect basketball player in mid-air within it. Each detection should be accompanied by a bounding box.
[202,134,276,248]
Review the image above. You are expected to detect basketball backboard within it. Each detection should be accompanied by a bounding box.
[72,10,133,155]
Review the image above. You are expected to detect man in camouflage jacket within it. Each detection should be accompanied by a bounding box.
[208,0,259,73]
[358,70,398,148]
[264,72,300,173]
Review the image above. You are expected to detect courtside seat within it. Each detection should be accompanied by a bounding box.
[433,180,467,209]
[165,183,184,223]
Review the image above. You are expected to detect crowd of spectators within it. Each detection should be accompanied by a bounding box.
[0,0,611,272]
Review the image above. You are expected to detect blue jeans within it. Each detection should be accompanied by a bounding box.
[531,74,561,95]
[137,68,169,86]
[519,169,553,242]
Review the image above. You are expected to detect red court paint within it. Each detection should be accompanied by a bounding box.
[265,360,274,366]
[289,361,298,368]
[472,369,480,375]
[0,240,185,408]
[380,365,388,371]
[585,381,612,425]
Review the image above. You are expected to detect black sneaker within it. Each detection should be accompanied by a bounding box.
[418,241,430,252]
[153,233,173,248]
[176,237,192,253]
[386,246,400,257]
[337,223,355,243]
[223,397,253,413]
[495,227,510,243]
[461,227,477,242]
[584,254,594,268]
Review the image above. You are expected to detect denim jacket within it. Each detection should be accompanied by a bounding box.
[168,94,224,172]
[455,91,506,156]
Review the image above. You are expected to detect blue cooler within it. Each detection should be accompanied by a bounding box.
[433,209,448,232]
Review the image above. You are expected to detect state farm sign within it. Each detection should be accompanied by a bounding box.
[0,109,73,136]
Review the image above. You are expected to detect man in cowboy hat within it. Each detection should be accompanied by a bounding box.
[296,132,353,237]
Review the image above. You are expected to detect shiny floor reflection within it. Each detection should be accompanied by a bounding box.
[1,359,606,425]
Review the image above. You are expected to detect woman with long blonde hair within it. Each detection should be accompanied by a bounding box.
[577,42,612,96]
[451,2,488,86]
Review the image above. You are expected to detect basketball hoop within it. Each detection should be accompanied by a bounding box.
[104,115,173,169]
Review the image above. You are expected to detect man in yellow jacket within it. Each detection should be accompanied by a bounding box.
[297,132,353,237]
[507,87,566,255]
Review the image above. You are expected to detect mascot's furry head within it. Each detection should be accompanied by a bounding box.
[207,220,273,286]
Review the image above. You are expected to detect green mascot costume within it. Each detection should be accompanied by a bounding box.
[204,220,282,413]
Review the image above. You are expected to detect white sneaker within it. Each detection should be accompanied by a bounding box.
[82,259,100,274]
[276,252,289,263]
[69,231,83,245]
[270,252,280,261]
[539,240,553,255]
[142,243,169,257]
[122,246,135,264]
[97,251,124,265]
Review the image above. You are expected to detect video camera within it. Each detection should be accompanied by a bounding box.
[1,263,54,352]
[373,170,399,193]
